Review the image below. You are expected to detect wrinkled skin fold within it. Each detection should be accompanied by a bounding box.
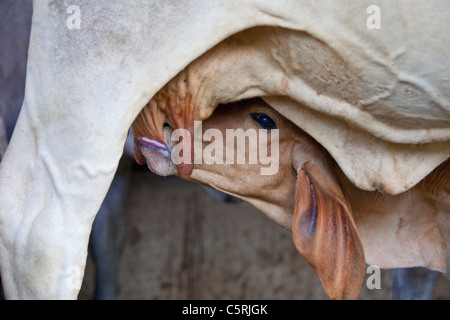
[133,26,450,193]
[0,0,449,299]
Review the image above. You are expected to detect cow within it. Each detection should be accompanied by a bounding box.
[0,0,448,299]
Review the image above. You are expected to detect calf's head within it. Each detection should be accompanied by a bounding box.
[133,98,365,299]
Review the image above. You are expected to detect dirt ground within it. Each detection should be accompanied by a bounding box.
[79,168,450,300]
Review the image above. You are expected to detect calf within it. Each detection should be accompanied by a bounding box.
[134,98,449,299]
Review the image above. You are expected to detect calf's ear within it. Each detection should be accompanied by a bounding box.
[292,161,365,300]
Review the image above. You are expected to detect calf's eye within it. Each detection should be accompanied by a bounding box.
[250,113,277,130]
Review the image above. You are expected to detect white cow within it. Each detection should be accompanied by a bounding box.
[0,1,449,299]
[0,0,133,299]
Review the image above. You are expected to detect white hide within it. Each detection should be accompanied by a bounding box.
[0,0,449,299]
